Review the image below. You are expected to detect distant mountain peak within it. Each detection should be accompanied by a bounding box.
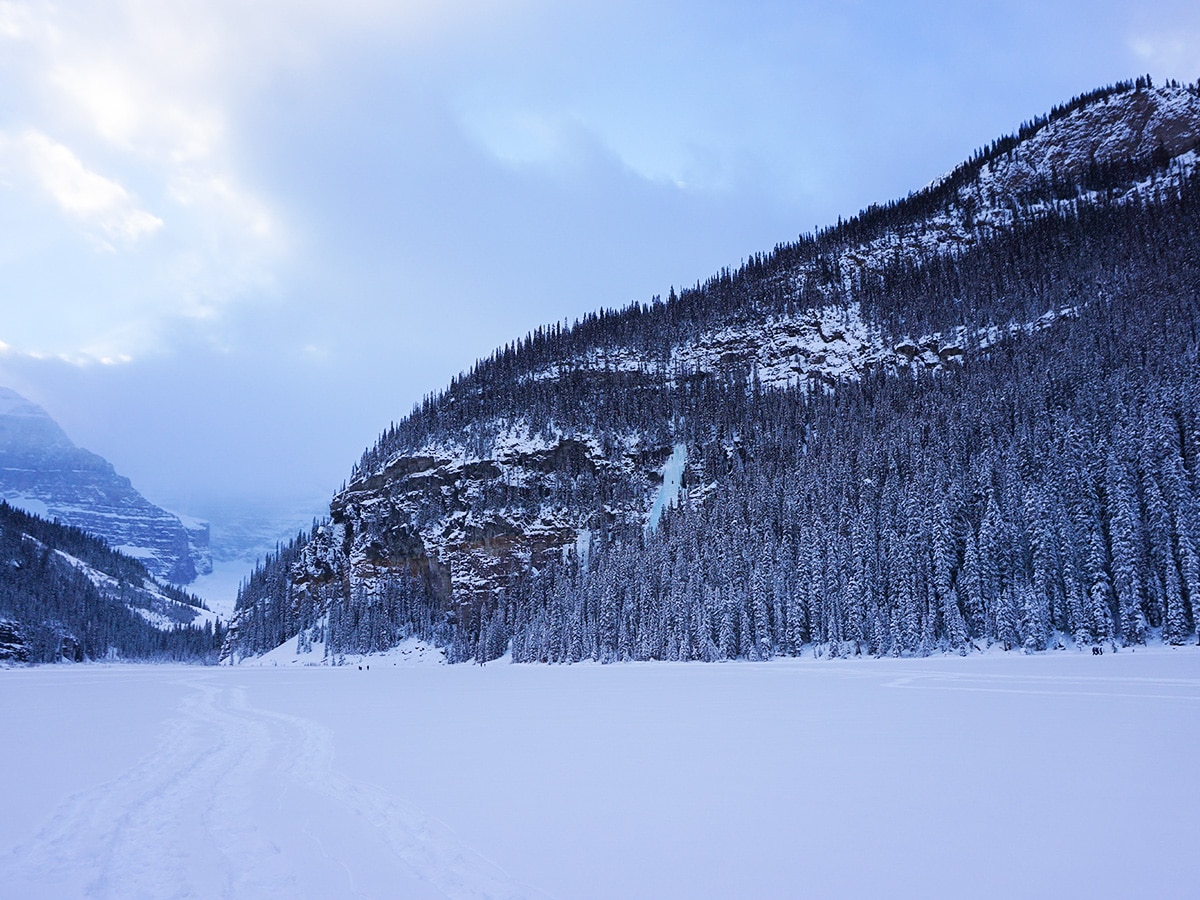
[0,386,73,452]
[0,386,211,584]
[0,386,54,417]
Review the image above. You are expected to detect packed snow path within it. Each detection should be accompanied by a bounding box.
[1,669,543,899]
[3,651,1200,898]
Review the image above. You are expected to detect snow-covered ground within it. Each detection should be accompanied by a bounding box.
[237,633,447,668]
[3,650,1198,898]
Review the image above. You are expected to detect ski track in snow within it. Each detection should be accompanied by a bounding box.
[2,672,547,900]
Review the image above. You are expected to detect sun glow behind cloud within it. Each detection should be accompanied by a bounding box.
[0,0,552,364]
[0,1,289,362]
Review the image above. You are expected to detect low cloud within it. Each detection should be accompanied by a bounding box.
[4,130,163,245]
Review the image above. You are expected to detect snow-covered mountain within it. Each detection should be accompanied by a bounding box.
[228,78,1200,665]
[0,387,211,585]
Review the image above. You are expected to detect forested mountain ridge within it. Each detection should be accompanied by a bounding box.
[227,77,1200,664]
[0,501,223,663]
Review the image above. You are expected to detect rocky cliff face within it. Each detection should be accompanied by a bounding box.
[226,80,1200,663]
[0,388,210,585]
[0,618,30,662]
[332,424,669,613]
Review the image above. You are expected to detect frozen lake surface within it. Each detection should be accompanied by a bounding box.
[3,649,1199,898]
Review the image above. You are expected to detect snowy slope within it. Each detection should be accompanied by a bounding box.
[234,632,446,667]
[51,544,219,630]
[1,501,223,662]
[7,527,220,633]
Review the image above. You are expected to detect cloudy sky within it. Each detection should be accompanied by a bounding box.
[1,0,1198,526]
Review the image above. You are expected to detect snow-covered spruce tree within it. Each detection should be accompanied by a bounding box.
[1106,450,1147,645]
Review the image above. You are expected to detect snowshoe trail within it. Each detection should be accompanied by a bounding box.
[2,671,549,899]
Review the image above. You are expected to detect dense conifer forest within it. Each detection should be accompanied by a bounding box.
[230,79,1200,664]
[0,502,223,663]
